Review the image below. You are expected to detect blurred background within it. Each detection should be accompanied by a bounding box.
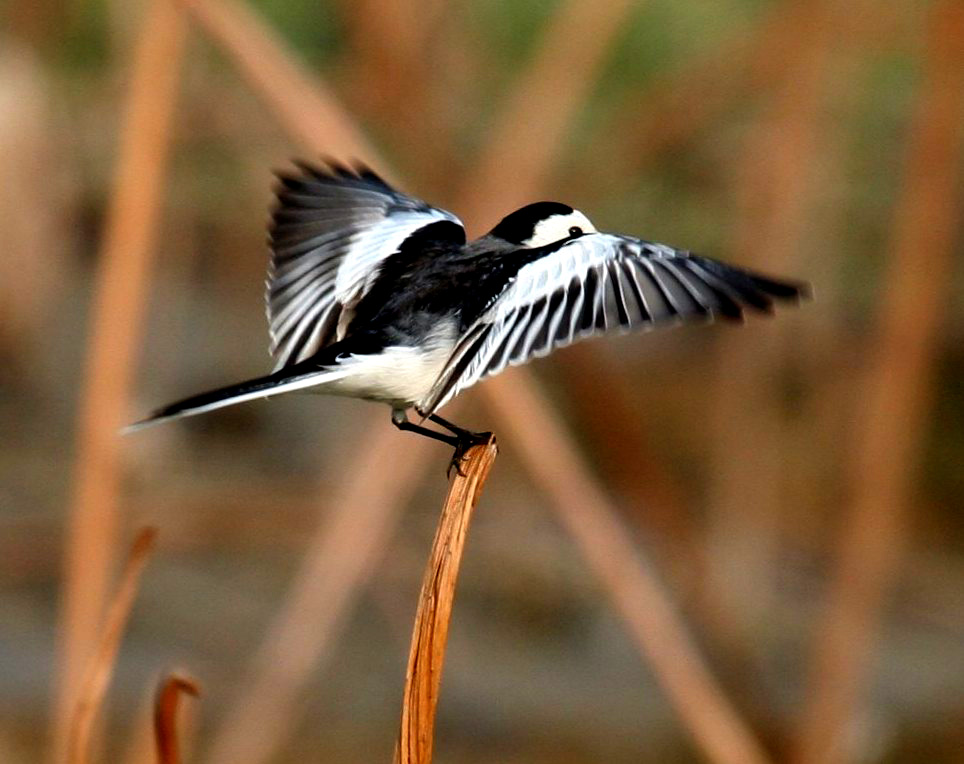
[1,0,962,762]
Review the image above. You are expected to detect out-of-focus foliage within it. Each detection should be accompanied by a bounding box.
[0,1,961,762]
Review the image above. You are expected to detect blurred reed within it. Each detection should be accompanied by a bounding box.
[705,0,842,648]
[453,0,634,234]
[481,374,771,764]
[793,4,964,762]
[394,439,498,764]
[179,0,382,168]
[53,4,187,761]
[204,423,434,764]
[66,528,157,764]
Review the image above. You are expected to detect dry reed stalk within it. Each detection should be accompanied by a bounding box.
[453,0,635,233]
[704,0,844,646]
[584,0,897,188]
[178,0,381,166]
[337,0,445,121]
[204,426,435,764]
[154,674,200,764]
[480,372,771,764]
[336,0,462,193]
[792,5,964,763]
[555,344,708,588]
[53,4,187,761]
[66,528,158,764]
[394,439,498,764]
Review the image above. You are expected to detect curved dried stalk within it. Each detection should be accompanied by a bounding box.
[395,438,498,764]
[154,674,200,764]
[67,528,158,764]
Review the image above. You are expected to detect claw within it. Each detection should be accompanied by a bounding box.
[446,431,493,478]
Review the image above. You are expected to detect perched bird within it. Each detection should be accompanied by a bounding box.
[129,161,808,471]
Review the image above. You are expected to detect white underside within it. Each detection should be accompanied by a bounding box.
[315,323,457,407]
[319,342,452,406]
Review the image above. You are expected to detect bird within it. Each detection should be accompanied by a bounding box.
[128,160,809,473]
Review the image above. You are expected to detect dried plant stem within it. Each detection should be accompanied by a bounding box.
[705,0,842,646]
[179,0,381,165]
[154,674,200,764]
[53,3,186,760]
[395,439,498,764]
[586,0,896,187]
[454,0,634,232]
[205,426,434,764]
[66,529,158,764]
[482,373,771,764]
[793,5,964,764]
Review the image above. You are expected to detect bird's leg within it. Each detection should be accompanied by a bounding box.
[393,410,490,478]
[426,413,492,442]
[391,409,458,447]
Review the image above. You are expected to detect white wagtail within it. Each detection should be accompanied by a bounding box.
[129,161,808,470]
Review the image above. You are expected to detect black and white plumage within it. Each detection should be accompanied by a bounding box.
[129,161,808,465]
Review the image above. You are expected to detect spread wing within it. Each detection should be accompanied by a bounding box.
[419,233,808,415]
[267,161,465,370]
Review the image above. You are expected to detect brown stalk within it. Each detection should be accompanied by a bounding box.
[155,674,200,764]
[336,0,446,138]
[453,0,635,232]
[53,3,187,761]
[66,528,158,764]
[481,373,771,764]
[205,424,435,764]
[578,0,899,191]
[178,0,381,165]
[394,439,498,764]
[703,0,845,646]
[792,5,964,763]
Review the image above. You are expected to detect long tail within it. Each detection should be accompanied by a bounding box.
[124,364,350,433]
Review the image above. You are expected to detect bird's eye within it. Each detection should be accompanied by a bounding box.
[569,226,583,237]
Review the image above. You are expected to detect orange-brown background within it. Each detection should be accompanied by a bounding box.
[1,1,962,762]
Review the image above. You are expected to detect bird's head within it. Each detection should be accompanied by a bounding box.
[488,202,596,248]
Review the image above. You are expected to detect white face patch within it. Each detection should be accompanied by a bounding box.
[521,210,596,248]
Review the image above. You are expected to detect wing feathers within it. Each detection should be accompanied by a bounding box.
[420,234,807,414]
[266,162,464,370]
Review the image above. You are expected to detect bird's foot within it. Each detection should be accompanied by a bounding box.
[447,430,493,479]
